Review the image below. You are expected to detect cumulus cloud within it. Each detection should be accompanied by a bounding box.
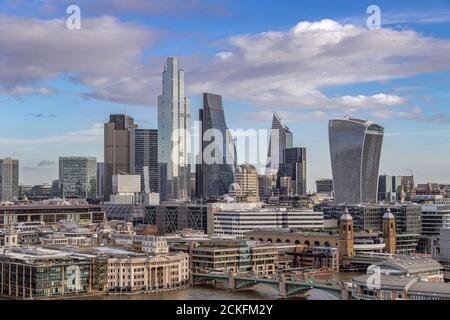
[0,14,161,105]
[2,16,450,118]
[187,19,450,113]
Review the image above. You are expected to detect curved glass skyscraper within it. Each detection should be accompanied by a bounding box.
[329,118,384,204]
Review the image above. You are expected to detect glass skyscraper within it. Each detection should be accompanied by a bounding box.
[278,147,307,196]
[0,158,19,202]
[130,128,158,193]
[59,157,97,199]
[266,112,293,175]
[158,57,191,201]
[196,93,236,200]
[329,117,384,204]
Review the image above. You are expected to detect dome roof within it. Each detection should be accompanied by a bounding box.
[340,207,353,221]
[383,208,395,220]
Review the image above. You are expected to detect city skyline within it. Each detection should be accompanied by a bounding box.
[1,0,450,191]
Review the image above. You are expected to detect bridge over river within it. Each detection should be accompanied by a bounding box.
[191,272,351,299]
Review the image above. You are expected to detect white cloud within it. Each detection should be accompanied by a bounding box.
[187,19,450,113]
[2,16,450,118]
[0,14,161,105]
[0,123,103,146]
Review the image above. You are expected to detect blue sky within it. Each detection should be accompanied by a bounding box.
[1,0,450,190]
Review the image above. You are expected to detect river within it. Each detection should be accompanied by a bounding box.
[78,272,361,301]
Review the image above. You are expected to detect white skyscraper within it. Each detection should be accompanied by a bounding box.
[158,57,191,201]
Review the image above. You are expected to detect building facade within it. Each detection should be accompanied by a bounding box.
[158,57,191,201]
[265,112,293,175]
[0,205,105,228]
[104,114,137,200]
[278,147,307,196]
[213,208,324,239]
[96,162,104,199]
[230,164,259,202]
[190,240,277,275]
[196,93,236,201]
[316,179,333,194]
[130,128,158,193]
[0,158,19,202]
[378,175,402,202]
[59,157,97,199]
[329,117,384,204]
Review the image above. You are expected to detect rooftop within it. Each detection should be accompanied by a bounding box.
[372,255,443,275]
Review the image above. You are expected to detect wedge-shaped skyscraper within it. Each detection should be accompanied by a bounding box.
[329,117,384,204]
[196,93,236,200]
[265,112,293,175]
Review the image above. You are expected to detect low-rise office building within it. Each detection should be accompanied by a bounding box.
[213,208,324,239]
[0,246,189,299]
[0,247,98,299]
[189,240,277,275]
[104,249,189,293]
[0,205,105,228]
[112,234,169,254]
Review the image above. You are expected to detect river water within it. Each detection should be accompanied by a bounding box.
[79,272,361,301]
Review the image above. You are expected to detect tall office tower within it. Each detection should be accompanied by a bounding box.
[278,147,307,196]
[0,158,19,202]
[378,175,402,202]
[104,114,137,200]
[265,112,293,175]
[329,117,384,204]
[96,162,104,199]
[59,157,97,199]
[196,93,236,200]
[130,129,158,193]
[158,57,191,201]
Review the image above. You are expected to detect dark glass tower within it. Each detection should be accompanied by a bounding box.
[130,129,158,193]
[196,93,236,200]
[278,147,307,196]
[329,117,384,204]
